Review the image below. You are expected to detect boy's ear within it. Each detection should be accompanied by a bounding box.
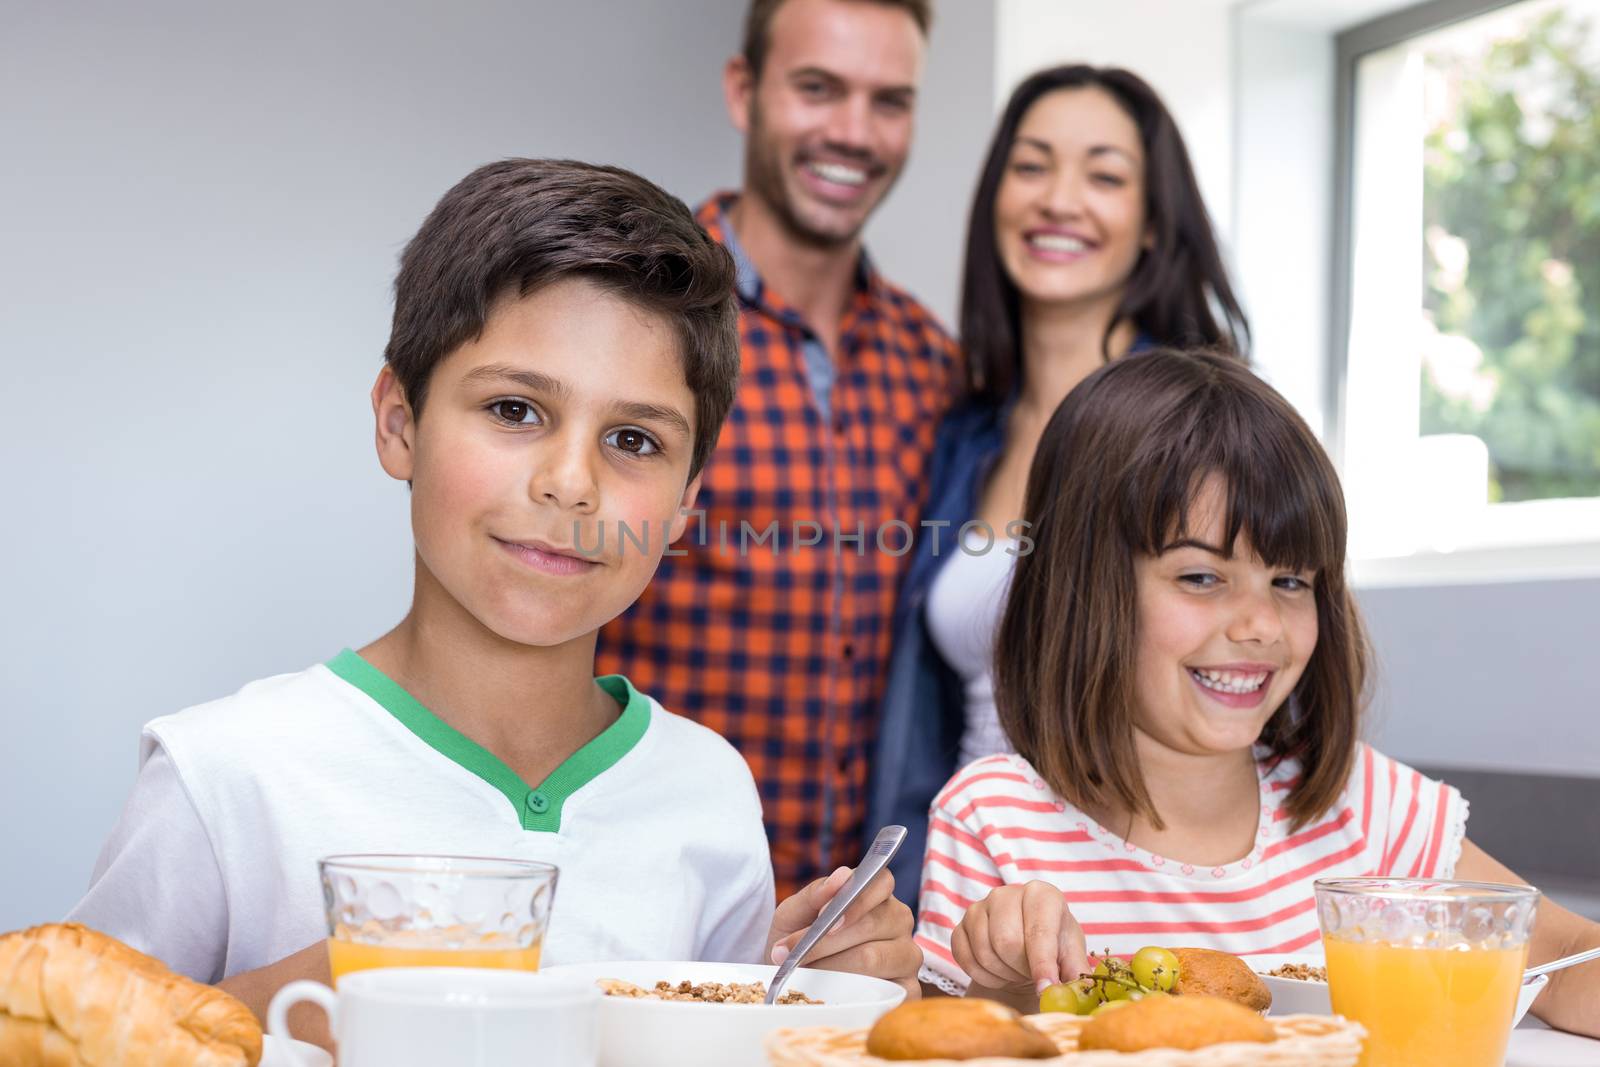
[723,55,755,134]
[371,366,416,482]
[667,472,706,545]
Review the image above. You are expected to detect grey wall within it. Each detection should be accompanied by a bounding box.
[1360,579,1600,780]
[0,0,996,930]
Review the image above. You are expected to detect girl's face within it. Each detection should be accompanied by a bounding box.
[993,86,1149,312]
[1131,478,1320,758]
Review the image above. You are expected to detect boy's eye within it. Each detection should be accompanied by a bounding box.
[606,427,660,456]
[489,399,541,425]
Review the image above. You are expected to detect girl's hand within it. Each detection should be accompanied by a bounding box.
[953,881,1091,997]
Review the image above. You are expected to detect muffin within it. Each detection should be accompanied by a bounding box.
[1172,947,1273,1012]
[1078,994,1276,1052]
[865,997,1059,1060]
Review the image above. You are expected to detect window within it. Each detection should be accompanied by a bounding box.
[1337,0,1600,581]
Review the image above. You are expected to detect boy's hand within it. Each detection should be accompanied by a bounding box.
[952,880,1090,997]
[766,867,921,999]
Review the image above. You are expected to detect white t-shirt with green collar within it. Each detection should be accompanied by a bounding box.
[69,651,776,983]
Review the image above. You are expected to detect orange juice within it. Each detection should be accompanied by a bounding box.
[328,938,542,982]
[1324,936,1527,1067]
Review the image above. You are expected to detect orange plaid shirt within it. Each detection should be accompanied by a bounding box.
[596,194,962,899]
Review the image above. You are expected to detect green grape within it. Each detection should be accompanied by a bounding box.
[1090,998,1132,1017]
[1130,946,1181,992]
[1038,978,1100,1015]
[1099,977,1138,1002]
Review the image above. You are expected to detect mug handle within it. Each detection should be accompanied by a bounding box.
[267,980,338,1067]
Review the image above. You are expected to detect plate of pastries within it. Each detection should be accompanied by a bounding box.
[766,946,1366,1066]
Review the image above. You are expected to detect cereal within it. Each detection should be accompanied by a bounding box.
[1265,962,1328,982]
[599,978,822,1005]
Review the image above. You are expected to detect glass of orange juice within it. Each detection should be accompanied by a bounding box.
[320,854,558,984]
[1315,877,1539,1067]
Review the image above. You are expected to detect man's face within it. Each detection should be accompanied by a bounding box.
[731,0,923,247]
[374,277,702,650]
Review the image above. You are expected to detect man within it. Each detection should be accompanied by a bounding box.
[597,0,960,900]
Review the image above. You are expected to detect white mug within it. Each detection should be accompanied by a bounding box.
[268,967,599,1067]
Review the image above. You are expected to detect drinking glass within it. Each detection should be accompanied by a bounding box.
[320,854,558,983]
[1315,877,1539,1067]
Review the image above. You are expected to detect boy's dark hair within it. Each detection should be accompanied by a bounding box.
[741,0,932,80]
[995,349,1366,834]
[961,65,1250,402]
[384,158,740,479]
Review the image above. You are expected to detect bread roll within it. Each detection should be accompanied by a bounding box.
[1079,994,1275,1052]
[0,923,261,1067]
[1172,947,1272,1011]
[866,997,1059,1060]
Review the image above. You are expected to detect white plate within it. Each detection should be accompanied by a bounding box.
[1247,950,1547,1026]
[540,959,904,1067]
[260,1034,333,1067]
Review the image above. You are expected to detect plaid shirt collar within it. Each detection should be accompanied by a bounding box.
[698,192,883,323]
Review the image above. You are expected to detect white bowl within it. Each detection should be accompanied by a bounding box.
[1248,951,1546,1026]
[539,959,905,1067]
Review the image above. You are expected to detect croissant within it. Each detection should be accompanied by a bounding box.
[0,923,261,1067]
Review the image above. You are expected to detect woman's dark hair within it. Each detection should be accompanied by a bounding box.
[994,349,1366,833]
[385,158,740,479]
[960,65,1250,402]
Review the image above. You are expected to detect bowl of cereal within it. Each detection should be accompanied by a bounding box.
[539,960,905,1067]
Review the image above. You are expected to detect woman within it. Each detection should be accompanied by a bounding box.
[868,65,1250,905]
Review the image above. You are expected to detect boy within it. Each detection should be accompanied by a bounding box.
[69,159,919,1027]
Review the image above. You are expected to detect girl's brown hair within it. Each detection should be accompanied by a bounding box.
[994,349,1367,832]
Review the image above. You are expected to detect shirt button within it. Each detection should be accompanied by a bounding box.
[841,642,855,659]
[832,414,846,435]
[526,791,550,815]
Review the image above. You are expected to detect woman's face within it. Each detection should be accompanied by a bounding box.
[993,86,1148,312]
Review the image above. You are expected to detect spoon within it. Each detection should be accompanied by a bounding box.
[1524,944,1600,982]
[764,825,908,1005]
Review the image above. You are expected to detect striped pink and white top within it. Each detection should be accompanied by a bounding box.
[915,744,1467,994]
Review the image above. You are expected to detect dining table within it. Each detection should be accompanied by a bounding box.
[1506,1015,1600,1066]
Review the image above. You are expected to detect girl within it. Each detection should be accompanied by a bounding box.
[913,349,1600,1036]
[868,66,1249,903]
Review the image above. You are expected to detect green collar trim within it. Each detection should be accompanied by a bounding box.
[325,649,650,832]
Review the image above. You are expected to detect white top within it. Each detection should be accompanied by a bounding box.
[924,534,1018,767]
[915,745,1468,995]
[69,652,775,983]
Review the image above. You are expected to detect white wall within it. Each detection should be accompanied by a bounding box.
[0,0,995,930]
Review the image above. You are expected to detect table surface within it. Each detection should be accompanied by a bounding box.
[1507,1017,1600,1066]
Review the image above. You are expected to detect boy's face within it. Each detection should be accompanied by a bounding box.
[374,277,702,649]
[727,0,923,247]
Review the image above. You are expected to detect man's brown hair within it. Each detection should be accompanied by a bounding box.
[741,0,932,80]
[384,158,740,479]
[995,349,1368,833]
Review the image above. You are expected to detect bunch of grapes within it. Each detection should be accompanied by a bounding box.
[1038,947,1180,1017]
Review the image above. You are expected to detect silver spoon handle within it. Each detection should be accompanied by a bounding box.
[765,825,908,1004]
[1525,944,1600,980]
